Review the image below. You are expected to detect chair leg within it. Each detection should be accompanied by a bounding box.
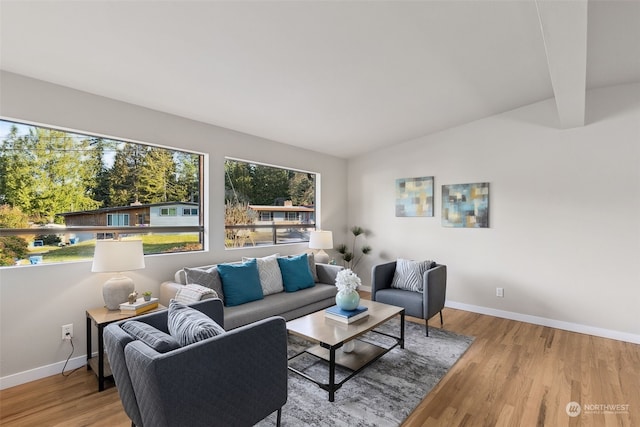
[425,319,429,337]
[439,310,444,326]
[276,408,282,427]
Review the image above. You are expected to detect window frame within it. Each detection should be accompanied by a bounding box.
[160,208,178,217]
[0,116,206,265]
[224,157,318,249]
[107,213,130,226]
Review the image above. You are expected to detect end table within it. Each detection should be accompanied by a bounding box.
[86,304,166,391]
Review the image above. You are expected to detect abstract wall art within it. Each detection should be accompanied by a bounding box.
[441,182,489,228]
[395,176,434,217]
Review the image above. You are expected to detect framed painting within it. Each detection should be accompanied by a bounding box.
[395,176,434,217]
[441,182,489,228]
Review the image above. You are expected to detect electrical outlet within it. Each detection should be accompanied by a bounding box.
[496,287,504,298]
[61,324,73,340]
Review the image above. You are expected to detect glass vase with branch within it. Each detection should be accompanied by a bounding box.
[336,226,372,270]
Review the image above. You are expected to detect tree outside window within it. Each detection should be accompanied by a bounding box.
[0,119,203,266]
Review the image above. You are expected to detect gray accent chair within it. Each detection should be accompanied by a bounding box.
[104,299,288,427]
[371,261,447,336]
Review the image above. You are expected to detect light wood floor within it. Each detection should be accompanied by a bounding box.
[1,305,638,427]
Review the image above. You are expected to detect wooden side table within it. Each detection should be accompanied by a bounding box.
[86,304,166,391]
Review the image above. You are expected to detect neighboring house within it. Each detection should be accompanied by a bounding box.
[249,201,315,225]
[57,202,199,240]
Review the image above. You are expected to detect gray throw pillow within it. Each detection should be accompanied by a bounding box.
[121,320,181,353]
[184,266,225,304]
[391,258,436,292]
[167,299,226,346]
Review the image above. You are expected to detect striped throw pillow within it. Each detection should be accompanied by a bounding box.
[167,299,226,346]
[175,284,218,304]
[390,259,435,292]
[121,320,181,353]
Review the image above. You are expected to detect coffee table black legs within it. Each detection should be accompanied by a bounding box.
[328,346,337,402]
[288,311,405,402]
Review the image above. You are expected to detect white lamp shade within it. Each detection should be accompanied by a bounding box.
[309,230,333,249]
[92,240,145,273]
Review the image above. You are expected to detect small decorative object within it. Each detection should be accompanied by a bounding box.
[142,291,152,301]
[336,226,372,269]
[442,182,489,228]
[396,176,434,217]
[335,269,361,311]
[128,291,138,304]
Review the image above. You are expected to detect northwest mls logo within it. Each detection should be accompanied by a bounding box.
[566,401,630,417]
[566,402,581,417]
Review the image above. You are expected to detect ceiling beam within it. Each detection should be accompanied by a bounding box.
[536,0,588,128]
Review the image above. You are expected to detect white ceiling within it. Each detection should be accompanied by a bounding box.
[1,1,639,158]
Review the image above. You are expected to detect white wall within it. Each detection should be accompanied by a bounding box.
[1,72,637,389]
[348,83,640,341]
[0,71,349,387]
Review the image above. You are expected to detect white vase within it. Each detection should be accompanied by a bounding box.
[102,276,135,310]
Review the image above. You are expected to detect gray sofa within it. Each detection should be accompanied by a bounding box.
[104,299,288,427]
[160,257,342,330]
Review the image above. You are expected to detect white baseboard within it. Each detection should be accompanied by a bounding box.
[445,300,640,345]
[3,300,638,390]
[0,354,87,390]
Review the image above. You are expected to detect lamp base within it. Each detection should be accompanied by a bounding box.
[314,249,330,264]
[103,275,135,310]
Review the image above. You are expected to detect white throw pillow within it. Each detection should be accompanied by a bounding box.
[175,284,218,304]
[391,258,435,292]
[242,254,284,295]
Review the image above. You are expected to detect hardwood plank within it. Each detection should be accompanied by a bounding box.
[1,298,638,427]
[403,307,640,427]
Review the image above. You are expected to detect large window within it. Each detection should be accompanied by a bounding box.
[107,214,129,226]
[0,118,204,266]
[224,158,316,248]
[160,208,178,216]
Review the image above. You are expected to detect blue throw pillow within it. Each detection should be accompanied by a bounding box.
[277,254,316,292]
[217,258,264,307]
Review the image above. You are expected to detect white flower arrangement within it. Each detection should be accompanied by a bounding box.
[335,269,361,293]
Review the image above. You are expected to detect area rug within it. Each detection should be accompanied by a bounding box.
[256,319,474,427]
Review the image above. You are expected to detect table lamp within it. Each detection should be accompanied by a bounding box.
[309,230,333,264]
[92,240,145,310]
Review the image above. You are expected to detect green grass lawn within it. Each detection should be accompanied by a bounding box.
[22,234,202,264]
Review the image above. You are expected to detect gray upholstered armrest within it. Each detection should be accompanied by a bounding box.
[423,264,447,315]
[316,263,344,284]
[371,261,397,300]
[124,316,288,427]
[104,323,143,427]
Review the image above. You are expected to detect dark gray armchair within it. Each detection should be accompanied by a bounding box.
[371,261,447,336]
[104,299,288,427]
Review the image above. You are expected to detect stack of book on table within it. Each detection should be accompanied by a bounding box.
[325,305,369,324]
[119,297,159,315]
